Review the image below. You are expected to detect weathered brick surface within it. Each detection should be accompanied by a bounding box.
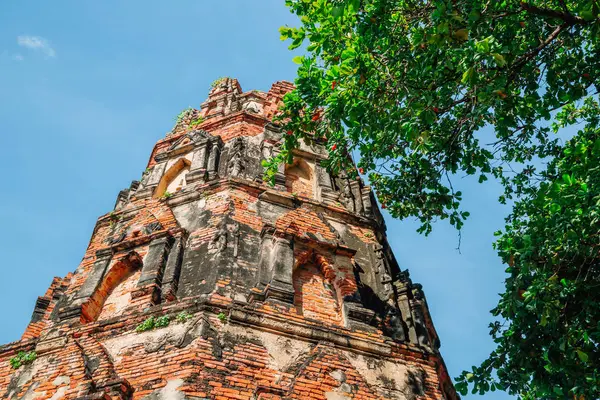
[293,263,343,326]
[0,78,458,400]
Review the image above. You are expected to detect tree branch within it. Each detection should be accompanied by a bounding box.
[519,2,588,25]
[509,23,567,81]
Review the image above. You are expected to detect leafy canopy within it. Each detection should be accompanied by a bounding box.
[455,102,600,398]
[266,0,599,234]
[267,0,600,398]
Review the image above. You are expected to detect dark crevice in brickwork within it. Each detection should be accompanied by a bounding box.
[142,378,164,390]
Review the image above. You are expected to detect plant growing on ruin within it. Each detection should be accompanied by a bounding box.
[217,312,227,323]
[161,191,172,200]
[188,116,204,129]
[211,77,229,88]
[155,315,170,328]
[135,316,156,332]
[108,212,121,229]
[175,107,193,125]
[135,314,176,332]
[175,311,193,323]
[10,351,37,369]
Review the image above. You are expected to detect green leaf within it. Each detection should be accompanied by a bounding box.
[576,350,588,363]
[279,26,291,41]
[492,53,506,67]
[475,38,490,53]
[579,9,595,21]
[453,29,469,41]
[422,110,436,125]
[593,139,600,155]
[461,67,475,84]
[348,0,360,13]
[332,6,344,18]
[468,10,480,22]
[341,48,357,61]
[292,56,303,65]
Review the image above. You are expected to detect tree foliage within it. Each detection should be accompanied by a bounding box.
[267,0,599,233]
[455,101,600,398]
[267,0,600,397]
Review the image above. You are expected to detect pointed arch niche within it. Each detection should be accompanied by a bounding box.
[285,158,314,199]
[292,253,343,326]
[81,252,143,323]
[153,158,191,198]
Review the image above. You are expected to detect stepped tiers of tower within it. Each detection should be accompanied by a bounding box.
[0,78,458,400]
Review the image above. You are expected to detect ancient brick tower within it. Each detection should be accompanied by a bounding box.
[0,78,458,400]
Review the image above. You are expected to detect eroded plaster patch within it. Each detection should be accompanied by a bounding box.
[7,359,43,399]
[142,378,185,400]
[326,220,348,237]
[325,392,351,400]
[224,324,311,371]
[343,351,409,397]
[102,320,194,363]
[48,377,70,400]
[17,383,43,400]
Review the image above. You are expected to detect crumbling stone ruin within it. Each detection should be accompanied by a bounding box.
[0,78,459,399]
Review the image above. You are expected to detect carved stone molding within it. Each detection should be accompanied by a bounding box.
[161,235,186,302]
[227,137,246,178]
[186,133,223,184]
[134,236,174,305]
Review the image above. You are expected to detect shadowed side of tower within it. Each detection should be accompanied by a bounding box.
[0,78,459,400]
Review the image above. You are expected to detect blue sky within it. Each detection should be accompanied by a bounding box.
[0,1,512,398]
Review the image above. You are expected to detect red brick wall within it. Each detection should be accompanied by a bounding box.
[293,263,343,326]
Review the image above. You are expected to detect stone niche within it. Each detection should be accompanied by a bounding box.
[130,130,222,200]
[292,261,343,326]
[284,157,315,199]
[155,157,192,196]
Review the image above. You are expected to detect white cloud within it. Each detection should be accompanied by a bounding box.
[12,54,24,61]
[17,35,56,58]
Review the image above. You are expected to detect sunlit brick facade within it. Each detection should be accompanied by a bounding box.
[0,78,458,400]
